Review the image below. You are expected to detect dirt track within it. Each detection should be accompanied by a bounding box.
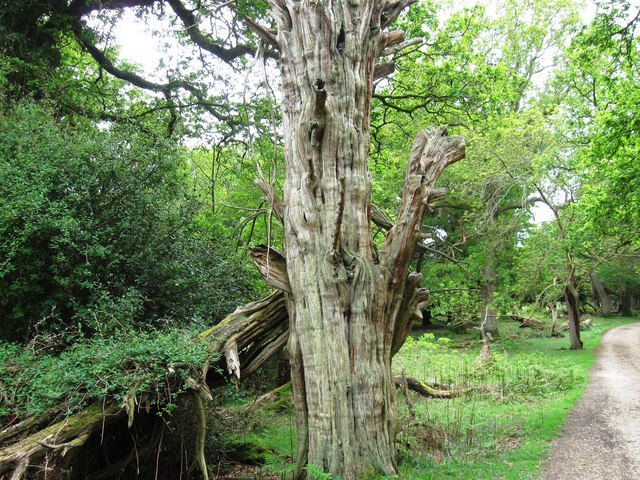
[543,321,640,479]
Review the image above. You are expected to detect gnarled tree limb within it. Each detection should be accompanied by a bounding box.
[249,245,291,293]
[381,127,465,276]
[0,290,289,479]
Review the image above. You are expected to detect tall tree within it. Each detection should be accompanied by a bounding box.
[2,0,464,476]
[264,3,464,476]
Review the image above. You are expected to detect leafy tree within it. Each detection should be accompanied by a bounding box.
[371,0,580,336]
[0,102,256,341]
[559,0,640,245]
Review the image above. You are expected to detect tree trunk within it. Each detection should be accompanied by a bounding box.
[480,264,499,336]
[421,307,433,328]
[621,287,633,316]
[590,271,611,316]
[268,3,464,476]
[275,6,391,475]
[565,260,583,349]
[549,303,559,337]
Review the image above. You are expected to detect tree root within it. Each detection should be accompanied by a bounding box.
[189,392,209,480]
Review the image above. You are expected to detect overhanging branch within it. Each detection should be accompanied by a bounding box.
[166,0,278,62]
[71,20,240,125]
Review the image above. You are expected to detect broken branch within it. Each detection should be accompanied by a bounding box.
[393,376,455,398]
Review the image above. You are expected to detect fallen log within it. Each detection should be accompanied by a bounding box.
[0,291,288,480]
[393,376,455,399]
[558,318,594,331]
[512,314,544,329]
[0,403,122,479]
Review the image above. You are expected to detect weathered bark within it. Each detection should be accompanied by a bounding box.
[6,2,460,478]
[267,3,464,476]
[0,403,122,479]
[478,310,492,361]
[565,260,583,349]
[590,271,612,316]
[480,264,499,335]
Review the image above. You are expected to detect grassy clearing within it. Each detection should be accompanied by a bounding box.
[225,316,637,479]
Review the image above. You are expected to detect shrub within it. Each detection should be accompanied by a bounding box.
[0,328,216,420]
[0,102,256,341]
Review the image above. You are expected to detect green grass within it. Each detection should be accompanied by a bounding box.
[392,316,637,479]
[232,316,637,479]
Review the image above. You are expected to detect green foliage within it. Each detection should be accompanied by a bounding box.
[0,328,216,420]
[401,332,452,353]
[0,102,257,341]
[391,317,633,478]
[305,464,341,480]
[396,329,580,401]
[245,318,636,479]
[555,0,640,245]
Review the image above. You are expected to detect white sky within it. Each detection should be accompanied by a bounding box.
[112,11,174,80]
[111,0,603,78]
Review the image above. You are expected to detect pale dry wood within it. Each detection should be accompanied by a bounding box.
[381,37,422,57]
[0,403,122,479]
[374,60,396,79]
[0,404,66,444]
[189,392,209,480]
[512,314,544,329]
[478,308,492,362]
[249,245,291,293]
[254,171,285,223]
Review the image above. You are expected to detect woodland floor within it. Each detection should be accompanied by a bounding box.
[543,322,640,479]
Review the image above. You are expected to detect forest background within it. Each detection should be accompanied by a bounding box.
[0,0,639,478]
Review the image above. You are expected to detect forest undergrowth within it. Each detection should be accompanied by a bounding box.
[219,316,636,480]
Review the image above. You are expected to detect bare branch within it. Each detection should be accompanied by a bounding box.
[381,127,465,275]
[166,0,277,62]
[371,204,394,230]
[381,37,423,57]
[494,196,542,216]
[383,30,405,48]
[255,178,285,223]
[244,16,279,50]
[71,21,240,125]
[393,376,455,398]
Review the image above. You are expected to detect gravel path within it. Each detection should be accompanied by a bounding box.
[543,321,640,480]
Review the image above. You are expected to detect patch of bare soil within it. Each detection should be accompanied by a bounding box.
[542,322,640,480]
[212,462,282,479]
